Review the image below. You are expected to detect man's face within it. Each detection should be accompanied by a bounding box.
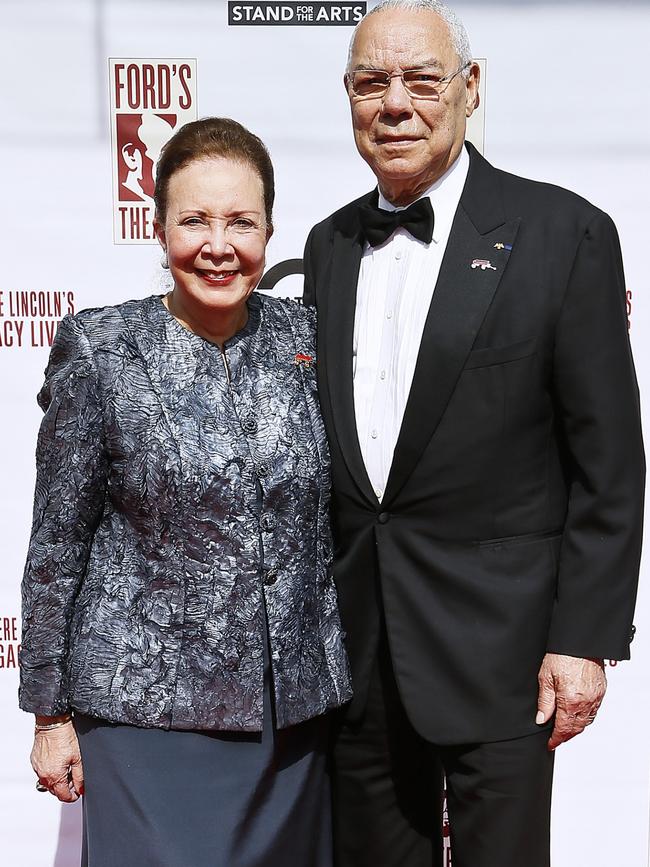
[346,8,479,205]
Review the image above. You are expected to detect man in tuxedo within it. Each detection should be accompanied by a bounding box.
[302,1,644,865]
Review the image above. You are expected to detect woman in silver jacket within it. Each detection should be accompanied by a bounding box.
[19,116,351,867]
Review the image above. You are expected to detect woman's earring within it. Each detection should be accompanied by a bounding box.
[161,251,169,270]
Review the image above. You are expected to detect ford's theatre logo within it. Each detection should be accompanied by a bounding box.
[229,2,366,25]
[109,59,198,244]
[116,113,177,202]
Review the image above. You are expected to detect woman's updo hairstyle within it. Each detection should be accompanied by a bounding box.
[154,117,275,230]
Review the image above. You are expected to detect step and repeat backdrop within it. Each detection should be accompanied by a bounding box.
[1,1,649,864]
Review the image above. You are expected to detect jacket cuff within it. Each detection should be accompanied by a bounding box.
[18,659,70,716]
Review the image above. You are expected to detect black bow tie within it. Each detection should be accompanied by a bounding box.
[358,196,434,247]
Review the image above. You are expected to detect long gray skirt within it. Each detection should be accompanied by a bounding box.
[75,663,332,867]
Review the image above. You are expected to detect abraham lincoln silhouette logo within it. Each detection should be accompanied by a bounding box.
[116,113,177,202]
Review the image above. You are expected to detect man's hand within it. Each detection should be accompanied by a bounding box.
[31,720,84,802]
[536,653,607,751]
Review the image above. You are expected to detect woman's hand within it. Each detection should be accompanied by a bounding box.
[31,717,84,802]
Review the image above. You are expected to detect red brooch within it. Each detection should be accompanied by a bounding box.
[294,352,314,368]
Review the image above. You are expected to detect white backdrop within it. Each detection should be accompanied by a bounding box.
[1,1,649,864]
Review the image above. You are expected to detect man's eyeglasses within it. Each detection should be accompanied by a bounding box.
[347,61,471,101]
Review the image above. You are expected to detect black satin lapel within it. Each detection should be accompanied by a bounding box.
[382,207,521,505]
[325,233,377,504]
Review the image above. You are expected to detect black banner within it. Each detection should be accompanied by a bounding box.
[228,2,366,25]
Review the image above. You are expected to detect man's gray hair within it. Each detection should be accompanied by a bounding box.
[346,0,473,74]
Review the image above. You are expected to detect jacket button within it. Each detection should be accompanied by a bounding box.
[263,568,278,586]
[256,463,269,478]
[242,417,258,435]
[261,514,275,532]
[377,512,389,524]
[630,625,636,643]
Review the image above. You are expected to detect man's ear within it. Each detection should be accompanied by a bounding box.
[465,62,481,118]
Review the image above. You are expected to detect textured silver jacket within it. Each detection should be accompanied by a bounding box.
[19,293,351,730]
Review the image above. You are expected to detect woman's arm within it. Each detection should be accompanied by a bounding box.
[20,314,108,714]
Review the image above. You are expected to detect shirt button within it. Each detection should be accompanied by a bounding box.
[380,370,386,380]
[371,429,378,439]
[377,512,390,524]
[386,311,393,320]
[375,488,383,499]
[395,249,402,260]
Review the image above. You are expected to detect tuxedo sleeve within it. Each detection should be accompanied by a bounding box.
[302,224,320,308]
[547,210,644,660]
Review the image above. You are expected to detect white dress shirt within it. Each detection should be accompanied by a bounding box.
[353,146,470,501]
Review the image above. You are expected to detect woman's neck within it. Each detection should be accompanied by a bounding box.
[164,290,249,348]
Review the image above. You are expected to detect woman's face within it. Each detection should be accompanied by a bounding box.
[155,156,270,318]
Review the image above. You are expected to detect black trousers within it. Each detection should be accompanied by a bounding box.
[333,636,554,867]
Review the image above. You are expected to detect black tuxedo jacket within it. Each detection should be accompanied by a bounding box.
[302,143,644,745]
